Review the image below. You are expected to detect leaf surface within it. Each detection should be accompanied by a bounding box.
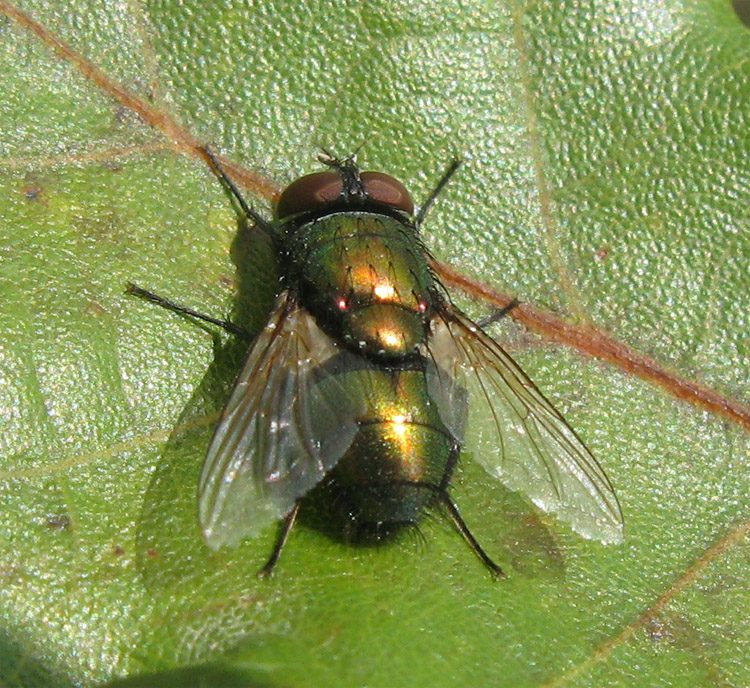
[1,1,749,686]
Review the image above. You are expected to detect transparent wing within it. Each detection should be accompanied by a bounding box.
[423,306,623,544]
[199,290,368,549]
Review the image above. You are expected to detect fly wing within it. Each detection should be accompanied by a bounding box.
[423,306,623,544]
[199,290,365,549]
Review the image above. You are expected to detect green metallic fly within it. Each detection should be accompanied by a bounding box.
[129,150,623,577]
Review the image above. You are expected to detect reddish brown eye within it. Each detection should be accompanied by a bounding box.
[275,169,415,220]
[361,172,414,215]
[275,171,343,220]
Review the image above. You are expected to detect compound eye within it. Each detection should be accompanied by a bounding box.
[275,171,343,220]
[361,172,414,215]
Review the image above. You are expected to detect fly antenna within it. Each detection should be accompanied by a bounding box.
[318,148,366,199]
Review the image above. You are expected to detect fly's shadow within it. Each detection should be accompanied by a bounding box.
[135,187,278,589]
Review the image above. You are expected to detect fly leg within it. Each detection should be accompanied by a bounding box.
[416,158,520,332]
[438,445,505,579]
[415,159,461,228]
[202,147,276,237]
[476,297,520,330]
[258,502,301,578]
[437,491,505,579]
[125,283,254,341]
[416,467,505,579]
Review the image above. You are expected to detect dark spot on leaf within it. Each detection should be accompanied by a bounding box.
[22,184,42,201]
[46,514,71,530]
[218,274,236,290]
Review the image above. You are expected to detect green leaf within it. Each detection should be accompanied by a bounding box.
[1,1,749,687]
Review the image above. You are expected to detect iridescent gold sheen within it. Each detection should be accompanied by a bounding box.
[287,212,434,357]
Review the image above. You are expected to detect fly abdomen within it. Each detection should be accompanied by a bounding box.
[316,363,460,532]
[329,417,457,529]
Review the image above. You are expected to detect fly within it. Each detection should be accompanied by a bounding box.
[128,149,623,577]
